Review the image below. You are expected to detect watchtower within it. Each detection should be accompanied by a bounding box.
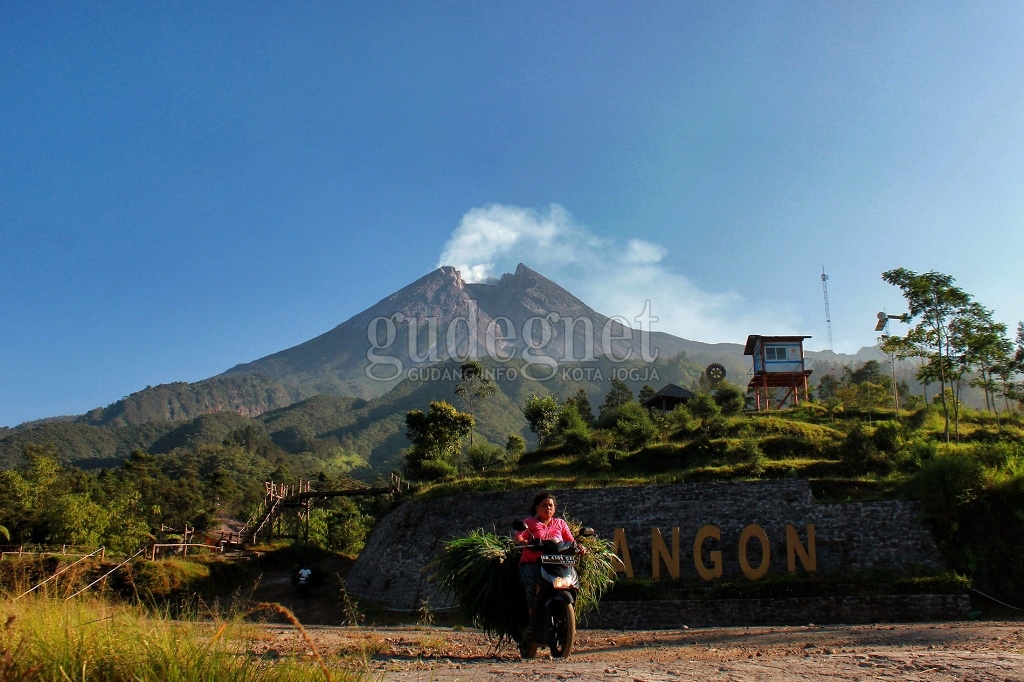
[744,335,813,412]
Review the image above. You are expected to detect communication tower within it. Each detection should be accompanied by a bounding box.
[821,267,834,353]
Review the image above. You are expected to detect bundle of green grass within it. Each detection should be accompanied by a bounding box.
[430,523,616,642]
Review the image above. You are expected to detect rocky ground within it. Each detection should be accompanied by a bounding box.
[254,620,1024,681]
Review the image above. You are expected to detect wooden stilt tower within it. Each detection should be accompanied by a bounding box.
[744,335,813,412]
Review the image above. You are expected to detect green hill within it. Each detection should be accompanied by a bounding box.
[77,374,301,428]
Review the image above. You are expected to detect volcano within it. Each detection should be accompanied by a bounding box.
[222,263,718,398]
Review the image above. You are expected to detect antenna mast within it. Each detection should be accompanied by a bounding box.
[821,267,834,353]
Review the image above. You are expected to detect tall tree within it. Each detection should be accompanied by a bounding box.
[881,268,971,442]
[949,302,1012,425]
[598,379,633,425]
[563,387,595,426]
[454,360,496,446]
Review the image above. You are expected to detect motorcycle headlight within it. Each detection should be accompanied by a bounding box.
[552,576,574,589]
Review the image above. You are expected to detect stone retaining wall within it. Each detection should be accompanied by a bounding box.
[347,480,947,619]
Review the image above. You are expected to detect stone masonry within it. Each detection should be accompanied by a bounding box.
[345,480,952,623]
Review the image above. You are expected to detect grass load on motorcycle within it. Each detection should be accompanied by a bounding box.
[432,492,616,658]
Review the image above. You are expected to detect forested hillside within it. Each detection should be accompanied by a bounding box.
[0,350,711,472]
[77,374,302,428]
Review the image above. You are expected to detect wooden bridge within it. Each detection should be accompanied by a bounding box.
[238,473,411,545]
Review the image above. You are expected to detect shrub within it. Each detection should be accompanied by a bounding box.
[581,448,612,471]
[688,393,721,433]
[730,438,766,476]
[411,457,459,481]
[906,437,937,468]
[612,402,659,450]
[612,444,681,473]
[910,450,987,520]
[704,415,730,439]
[562,429,594,459]
[681,436,728,463]
[712,382,745,416]
[838,421,878,473]
[556,402,589,435]
[758,435,822,460]
[467,442,505,470]
[664,404,696,435]
[872,420,902,453]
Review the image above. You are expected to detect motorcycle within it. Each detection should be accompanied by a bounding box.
[512,520,595,658]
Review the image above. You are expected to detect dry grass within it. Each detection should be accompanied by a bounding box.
[0,595,371,682]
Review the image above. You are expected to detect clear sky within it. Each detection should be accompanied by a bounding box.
[3,2,1023,427]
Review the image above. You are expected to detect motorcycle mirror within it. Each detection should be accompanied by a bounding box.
[580,527,596,537]
[512,519,528,531]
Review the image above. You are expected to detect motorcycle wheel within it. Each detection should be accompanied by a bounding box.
[549,602,575,658]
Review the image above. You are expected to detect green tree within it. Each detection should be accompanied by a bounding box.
[842,359,886,386]
[504,434,526,465]
[522,395,559,445]
[992,331,1022,415]
[949,303,1013,424]
[816,374,840,402]
[323,497,374,554]
[598,379,633,426]
[610,401,658,450]
[712,381,745,416]
[836,381,889,423]
[563,387,595,426]
[556,402,593,457]
[405,401,475,481]
[43,493,109,547]
[688,393,721,436]
[881,268,971,442]
[454,360,496,446]
[0,444,63,542]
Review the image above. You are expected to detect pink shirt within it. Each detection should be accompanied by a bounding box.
[516,516,575,564]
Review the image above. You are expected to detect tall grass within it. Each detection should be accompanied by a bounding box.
[0,596,367,682]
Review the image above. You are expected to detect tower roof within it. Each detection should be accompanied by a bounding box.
[743,335,811,355]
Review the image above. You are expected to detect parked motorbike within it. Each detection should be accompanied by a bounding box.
[512,520,595,658]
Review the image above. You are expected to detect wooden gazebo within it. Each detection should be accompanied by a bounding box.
[640,383,696,411]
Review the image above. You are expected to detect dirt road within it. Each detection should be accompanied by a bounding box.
[260,620,1024,681]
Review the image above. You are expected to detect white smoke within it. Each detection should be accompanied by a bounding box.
[437,203,797,343]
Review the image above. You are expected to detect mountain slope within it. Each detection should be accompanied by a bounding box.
[221,264,729,399]
[77,374,300,428]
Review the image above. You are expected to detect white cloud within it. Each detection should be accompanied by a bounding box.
[624,239,667,265]
[437,203,799,343]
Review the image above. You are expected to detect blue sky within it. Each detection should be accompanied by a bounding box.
[3,3,1023,427]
